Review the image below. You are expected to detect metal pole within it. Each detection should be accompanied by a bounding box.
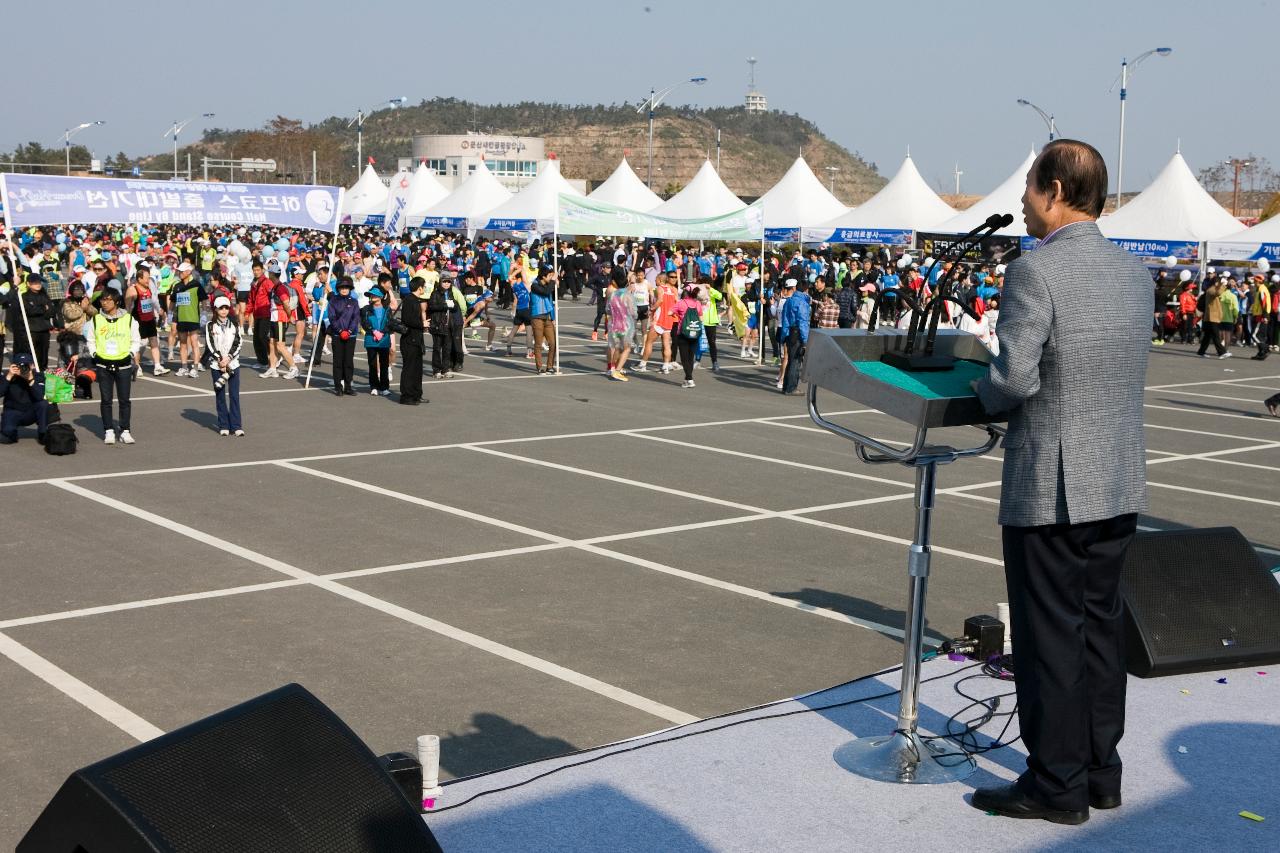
[64,136,70,176]
[173,129,179,178]
[758,238,766,365]
[357,112,364,174]
[186,152,191,181]
[647,89,655,190]
[896,460,936,733]
[203,157,208,182]
[553,232,561,373]
[716,128,721,173]
[1116,59,1128,209]
[313,149,317,184]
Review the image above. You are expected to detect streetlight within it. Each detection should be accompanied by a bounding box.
[348,97,408,173]
[1016,99,1058,141]
[1110,46,1173,209]
[635,76,708,189]
[1226,158,1252,217]
[825,166,841,194]
[62,121,105,175]
[163,113,215,178]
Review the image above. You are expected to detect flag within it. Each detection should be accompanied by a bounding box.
[367,156,375,165]
[382,168,412,238]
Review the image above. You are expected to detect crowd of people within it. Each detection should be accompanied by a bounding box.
[2,222,1279,448]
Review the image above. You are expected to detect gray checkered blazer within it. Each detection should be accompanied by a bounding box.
[975,220,1151,527]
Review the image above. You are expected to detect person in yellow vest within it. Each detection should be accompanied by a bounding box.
[198,239,217,285]
[84,288,142,445]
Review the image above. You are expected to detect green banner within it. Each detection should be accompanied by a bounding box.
[556,193,764,240]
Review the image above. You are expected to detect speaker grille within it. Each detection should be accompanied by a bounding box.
[97,692,429,853]
[1123,528,1280,660]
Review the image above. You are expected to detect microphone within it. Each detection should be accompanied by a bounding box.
[883,212,1012,371]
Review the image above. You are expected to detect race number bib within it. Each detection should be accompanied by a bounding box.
[103,338,121,357]
[175,291,193,307]
[445,298,455,309]
[139,297,154,314]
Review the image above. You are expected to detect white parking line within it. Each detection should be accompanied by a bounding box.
[0,631,165,742]
[138,374,214,395]
[1144,402,1278,422]
[51,478,697,727]
[1156,388,1278,404]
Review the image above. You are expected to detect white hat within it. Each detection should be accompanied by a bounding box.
[178,262,194,272]
[1221,270,1232,279]
[1272,275,1279,283]
[72,264,86,274]
[213,295,232,309]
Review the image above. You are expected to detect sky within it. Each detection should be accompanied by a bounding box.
[7,0,1276,195]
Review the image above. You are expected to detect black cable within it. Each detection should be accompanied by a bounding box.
[921,655,1022,766]
[431,660,983,813]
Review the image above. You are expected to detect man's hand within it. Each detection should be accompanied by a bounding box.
[6,364,20,380]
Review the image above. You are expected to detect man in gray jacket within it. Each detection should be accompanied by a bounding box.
[970,140,1151,825]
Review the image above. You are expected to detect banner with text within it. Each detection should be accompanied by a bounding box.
[557,194,764,241]
[1109,237,1200,260]
[0,173,342,232]
[917,232,1024,264]
[799,225,913,246]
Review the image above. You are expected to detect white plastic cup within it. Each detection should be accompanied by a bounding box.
[997,603,1012,654]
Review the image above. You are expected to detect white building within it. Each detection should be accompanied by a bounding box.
[398,133,586,193]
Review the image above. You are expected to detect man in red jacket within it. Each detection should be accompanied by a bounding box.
[247,259,273,368]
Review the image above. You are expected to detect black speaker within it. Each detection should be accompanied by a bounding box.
[19,683,443,852]
[1121,527,1280,677]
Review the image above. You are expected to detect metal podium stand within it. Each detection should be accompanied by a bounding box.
[803,328,1005,784]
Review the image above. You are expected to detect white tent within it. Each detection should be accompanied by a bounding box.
[931,150,1035,237]
[1100,151,1242,250]
[803,155,956,244]
[340,165,389,225]
[649,160,746,220]
[588,159,663,211]
[476,160,583,232]
[416,161,513,230]
[403,164,450,224]
[1207,214,1280,262]
[757,157,849,241]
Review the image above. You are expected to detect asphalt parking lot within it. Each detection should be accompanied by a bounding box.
[1,300,1277,844]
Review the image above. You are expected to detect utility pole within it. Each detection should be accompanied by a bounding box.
[1227,158,1252,217]
[953,163,963,196]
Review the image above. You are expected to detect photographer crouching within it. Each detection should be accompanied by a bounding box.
[0,353,49,446]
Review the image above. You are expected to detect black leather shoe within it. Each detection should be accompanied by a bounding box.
[1090,792,1122,810]
[971,784,1089,825]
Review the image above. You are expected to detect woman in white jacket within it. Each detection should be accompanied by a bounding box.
[204,296,244,436]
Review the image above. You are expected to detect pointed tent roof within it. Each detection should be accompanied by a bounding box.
[416,161,513,229]
[757,157,849,239]
[341,165,389,223]
[1207,213,1280,261]
[477,160,584,232]
[932,150,1036,237]
[649,160,746,220]
[404,164,450,220]
[804,156,955,242]
[1099,151,1242,243]
[588,159,663,211]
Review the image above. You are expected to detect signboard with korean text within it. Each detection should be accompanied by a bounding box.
[0,173,342,233]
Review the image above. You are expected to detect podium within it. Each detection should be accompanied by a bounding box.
[803,329,1005,784]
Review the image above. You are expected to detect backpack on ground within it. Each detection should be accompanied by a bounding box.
[44,423,77,456]
[678,307,703,340]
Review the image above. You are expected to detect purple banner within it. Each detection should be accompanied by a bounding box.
[0,173,342,233]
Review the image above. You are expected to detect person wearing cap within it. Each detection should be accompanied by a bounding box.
[125,264,170,376]
[327,277,360,396]
[1196,276,1230,359]
[204,296,244,435]
[778,278,810,394]
[461,270,499,354]
[636,273,677,373]
[85,287,141,445]
[1249,275,1272,360]
[504,266,533,358]
[359,285,393,396]
[260,265,299,380]
[0,353,49,445]
[3,273,60,372]
[58,279,95,379]
[426,271,468,378]
[171,261,206,377]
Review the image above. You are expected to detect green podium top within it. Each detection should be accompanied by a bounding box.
[851,358,989,400]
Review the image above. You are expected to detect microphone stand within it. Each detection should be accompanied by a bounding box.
[882,214,1011,371]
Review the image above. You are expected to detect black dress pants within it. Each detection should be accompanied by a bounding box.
[1197,321,1226,356]
[331,336,356,392]
[399,329,425,402]
[253,317,271,365]
[1002,513,1137,811]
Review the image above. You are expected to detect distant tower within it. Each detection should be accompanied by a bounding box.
[745,57,767,113]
